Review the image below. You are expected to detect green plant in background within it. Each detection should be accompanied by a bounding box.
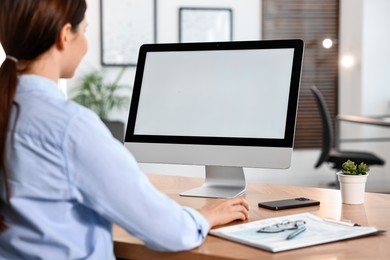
[341,160,370,175]
[71,67,129,121]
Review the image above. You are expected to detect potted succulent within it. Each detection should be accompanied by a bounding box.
[336,160,370,204]
[71,67,129,141]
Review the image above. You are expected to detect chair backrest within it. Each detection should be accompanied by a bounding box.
[310,86,334,168]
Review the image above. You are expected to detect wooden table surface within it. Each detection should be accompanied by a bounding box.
[114,174,390,259]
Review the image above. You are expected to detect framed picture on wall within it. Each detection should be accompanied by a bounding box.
[179,8,233,43]
[156,0,260,43]
[100,0,156,66]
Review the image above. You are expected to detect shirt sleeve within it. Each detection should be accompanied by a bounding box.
[62,109,210,251]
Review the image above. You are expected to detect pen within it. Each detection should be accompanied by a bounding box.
[286,226,306,240]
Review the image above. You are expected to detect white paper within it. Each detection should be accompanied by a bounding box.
[210,212,380,252]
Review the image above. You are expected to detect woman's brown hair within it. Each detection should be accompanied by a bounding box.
[0,0,87,231]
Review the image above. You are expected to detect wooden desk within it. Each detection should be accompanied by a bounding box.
[113,174,390,259]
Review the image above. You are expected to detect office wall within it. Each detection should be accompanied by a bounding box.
[339,0,390,116]
[339,0,390,191]
[362,0,390,190]
[361,0,390,153]
[362,0,390,114]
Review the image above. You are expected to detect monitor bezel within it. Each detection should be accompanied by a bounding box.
[125,39,304,148]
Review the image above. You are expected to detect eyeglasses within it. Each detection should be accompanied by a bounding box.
[256,220,306,233]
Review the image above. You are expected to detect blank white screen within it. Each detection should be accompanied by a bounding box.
[134,49,294,139]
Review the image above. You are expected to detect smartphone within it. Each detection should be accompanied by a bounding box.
[258,197,320,210]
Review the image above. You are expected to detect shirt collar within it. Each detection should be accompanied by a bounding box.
[17,74,66,100]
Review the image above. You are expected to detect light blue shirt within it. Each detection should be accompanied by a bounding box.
[0,75,209,259]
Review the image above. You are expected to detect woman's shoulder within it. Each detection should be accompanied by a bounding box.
[14,93,102,144]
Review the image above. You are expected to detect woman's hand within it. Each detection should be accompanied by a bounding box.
[198,197,249,227]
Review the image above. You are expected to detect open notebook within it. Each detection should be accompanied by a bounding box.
[210,212,384,253]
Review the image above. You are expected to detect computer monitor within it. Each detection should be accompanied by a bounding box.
[125,39,304,198]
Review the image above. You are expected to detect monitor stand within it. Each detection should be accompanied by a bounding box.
[179,166,246,198]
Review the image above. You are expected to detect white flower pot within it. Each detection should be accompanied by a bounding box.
[336,172,369,205]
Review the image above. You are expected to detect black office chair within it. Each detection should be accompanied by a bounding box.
[310,85,385,172]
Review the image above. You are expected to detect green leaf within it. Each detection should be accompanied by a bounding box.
[341,160,369,175]
[70,67,130,121]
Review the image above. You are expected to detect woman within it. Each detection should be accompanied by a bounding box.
[0,0,249,259]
